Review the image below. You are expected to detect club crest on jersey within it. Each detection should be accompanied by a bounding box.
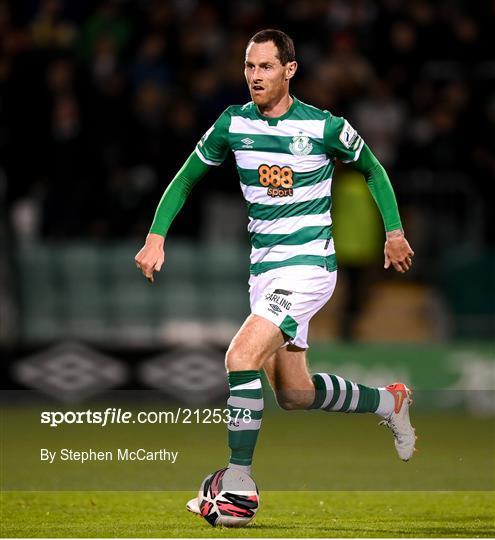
[289,132,313,156]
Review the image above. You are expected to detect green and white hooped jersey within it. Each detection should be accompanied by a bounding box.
[195,97,364,275]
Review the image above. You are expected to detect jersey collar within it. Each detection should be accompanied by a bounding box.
[254,95,299,126]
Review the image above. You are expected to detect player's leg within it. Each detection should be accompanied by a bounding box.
[187,314,285,515]
[263,344,315,410]
[264,346,416,461]
[225,314,286,474]
[264,345,393,413]
[256,266,415,462]
[225,313,286,371]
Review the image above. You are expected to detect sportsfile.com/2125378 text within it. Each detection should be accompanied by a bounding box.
[40,408,253,427]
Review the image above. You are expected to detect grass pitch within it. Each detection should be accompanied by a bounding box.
[1,407,494,537]
[3,410,494,491]
[1,490,494,537]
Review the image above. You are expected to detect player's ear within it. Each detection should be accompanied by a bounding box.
[285,61,297,81]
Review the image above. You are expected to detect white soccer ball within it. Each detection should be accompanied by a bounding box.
[198,468,259,527]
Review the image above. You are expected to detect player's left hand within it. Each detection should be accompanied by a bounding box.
[384,232,414,273]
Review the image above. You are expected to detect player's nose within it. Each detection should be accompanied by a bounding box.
[252,67,263,81]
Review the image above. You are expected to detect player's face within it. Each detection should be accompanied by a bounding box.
[244,41,296,108]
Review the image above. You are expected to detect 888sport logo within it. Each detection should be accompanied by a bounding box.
[258,164,294,197]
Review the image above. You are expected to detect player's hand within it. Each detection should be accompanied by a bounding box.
[384,231,414,274]
[134,233,165,283]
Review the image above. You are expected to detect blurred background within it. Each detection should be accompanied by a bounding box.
[0,0,493,414]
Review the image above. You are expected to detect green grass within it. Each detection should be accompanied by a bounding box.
[1,407,494,537]
[1,491,494,537]
[2,410,494,491]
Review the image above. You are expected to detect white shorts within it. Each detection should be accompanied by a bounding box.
[248,265,337,349]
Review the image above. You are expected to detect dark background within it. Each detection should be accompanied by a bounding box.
[0,4,493,524]
[0,0,493,355]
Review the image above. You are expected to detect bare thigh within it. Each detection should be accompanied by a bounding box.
[263,346,315,410]
[225,314,286,372]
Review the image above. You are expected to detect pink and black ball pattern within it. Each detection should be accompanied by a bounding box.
[199,468,225,526]
[198,468,259,527]
[217,492,259,518]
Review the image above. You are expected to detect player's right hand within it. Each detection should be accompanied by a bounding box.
[134,233,165,283]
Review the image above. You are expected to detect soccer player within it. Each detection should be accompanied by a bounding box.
[134,29,416,513]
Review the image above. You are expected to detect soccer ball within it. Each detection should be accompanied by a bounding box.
[198,467,259,527]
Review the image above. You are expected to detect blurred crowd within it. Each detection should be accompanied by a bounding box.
[0,0,493,242]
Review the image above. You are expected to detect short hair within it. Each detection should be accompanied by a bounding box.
[247,29,296,65]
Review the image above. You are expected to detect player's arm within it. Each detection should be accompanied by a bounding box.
[324,115,414,273]
[134,152,210,282]
[135,108,231,282]
[134,152,210,283]
[351,144,414,274]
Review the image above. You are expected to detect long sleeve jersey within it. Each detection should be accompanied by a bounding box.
[150,96,402,275]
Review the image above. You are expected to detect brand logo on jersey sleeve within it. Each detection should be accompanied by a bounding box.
[289,132,313,156]
[339,120,358,149]
[199,125,215,147]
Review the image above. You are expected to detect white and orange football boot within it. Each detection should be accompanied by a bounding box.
[379,382,417,461]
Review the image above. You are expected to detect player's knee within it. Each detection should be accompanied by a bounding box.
[225,344,259,372]
[275,391,308,411]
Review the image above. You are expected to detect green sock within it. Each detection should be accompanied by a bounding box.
[310,373,381,413]
[227,370,263,469]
